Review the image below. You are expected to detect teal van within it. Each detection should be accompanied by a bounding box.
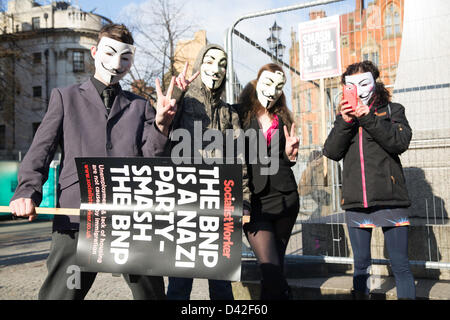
[0,160,59,220]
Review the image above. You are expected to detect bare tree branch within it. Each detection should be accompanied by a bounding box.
[122,0,198,93]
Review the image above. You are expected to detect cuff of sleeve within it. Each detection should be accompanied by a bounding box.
[171,86,185,105]
[337,115,355,125]
[10,190,42,207]
[283,151,297,166]
[358,111,375,126]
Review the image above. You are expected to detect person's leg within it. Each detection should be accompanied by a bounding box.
[245,219,290,300]
[38,230,97,300]
[347,227,372,295]
[383,226,416,299]
[123,274,166,300]
[272,213,298,272]
[208,280,234,300]
[166,277,194,300]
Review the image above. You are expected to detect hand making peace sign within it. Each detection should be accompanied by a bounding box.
[175,62,200,91]
[283,122,299,161]
[155,76,177,136]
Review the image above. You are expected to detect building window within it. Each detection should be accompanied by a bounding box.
[306,89,312,112]
[308,122,313,145]
[330,86,339,113]
[0,125,5,150]
[385,3,401,37]
[32,17,40,30]
[341,35,349,47]
[33,52,42,64]
[363,51,379,66]
[33,86,42,98]
[73,51,85,72]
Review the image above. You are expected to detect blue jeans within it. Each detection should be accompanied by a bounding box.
[167,277,234,300]
[348,226,416,299]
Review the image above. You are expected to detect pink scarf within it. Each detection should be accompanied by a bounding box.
[264,114,279,146]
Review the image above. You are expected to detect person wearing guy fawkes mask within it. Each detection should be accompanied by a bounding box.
[9,24,178,300]
[323,60,415,299]
[237,63,299,300]
[166,44,251,300]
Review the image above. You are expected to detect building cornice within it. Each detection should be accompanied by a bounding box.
[0,27,99,42]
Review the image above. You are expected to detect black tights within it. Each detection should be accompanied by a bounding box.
[244,213,297,300]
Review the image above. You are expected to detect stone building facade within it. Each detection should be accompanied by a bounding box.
[0,0,111,157]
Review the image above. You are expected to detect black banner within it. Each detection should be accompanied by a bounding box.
[75,157,243,281]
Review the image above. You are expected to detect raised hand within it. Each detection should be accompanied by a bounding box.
[175,62,200,91]
[283,122,299,161]
[155,76,177,136]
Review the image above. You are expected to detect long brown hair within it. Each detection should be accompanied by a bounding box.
[238,63,293,129]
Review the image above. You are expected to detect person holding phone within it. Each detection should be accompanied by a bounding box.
[323,60,416,299]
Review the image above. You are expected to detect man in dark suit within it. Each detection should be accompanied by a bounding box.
[8,24,177,299]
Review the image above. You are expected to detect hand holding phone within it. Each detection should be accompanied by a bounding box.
[343,84,358,111]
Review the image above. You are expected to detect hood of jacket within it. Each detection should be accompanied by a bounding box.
[185,43,227,107]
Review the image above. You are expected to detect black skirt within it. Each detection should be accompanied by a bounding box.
[251,182,299,217]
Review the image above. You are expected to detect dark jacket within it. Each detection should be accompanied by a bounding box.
[11,79,168,230]
[170,44,251,210]
[323,102,412,210]
[243,115,297,195]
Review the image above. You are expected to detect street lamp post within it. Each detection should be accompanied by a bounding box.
[266,21,285,63]
[224,0,344,104]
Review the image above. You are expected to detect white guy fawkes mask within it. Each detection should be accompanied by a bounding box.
[200,49,227,90]
[256,70,286,108]
[92,37,136,85]
[345,72,375,106]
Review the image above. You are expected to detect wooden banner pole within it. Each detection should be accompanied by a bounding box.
[0,206,250,223]
[0,205,79,216]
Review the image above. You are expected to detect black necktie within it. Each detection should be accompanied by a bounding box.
[102,87,115,114]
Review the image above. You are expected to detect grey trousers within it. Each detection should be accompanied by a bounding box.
[38,230,166,300]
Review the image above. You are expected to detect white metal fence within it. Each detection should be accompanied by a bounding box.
[227,0,450,276]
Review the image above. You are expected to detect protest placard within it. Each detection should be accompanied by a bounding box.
[299,15,342,81]
[75,157,243,281]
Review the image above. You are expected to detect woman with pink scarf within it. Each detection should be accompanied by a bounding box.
[237,63,300,300]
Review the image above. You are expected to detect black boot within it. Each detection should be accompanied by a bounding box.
[259,264,290,300]
[351,289,370,300]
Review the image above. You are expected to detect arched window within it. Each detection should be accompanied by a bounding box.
[385,3,401,37]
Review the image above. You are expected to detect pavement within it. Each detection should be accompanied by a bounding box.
[2,218,450,300]
[0,218,211,300]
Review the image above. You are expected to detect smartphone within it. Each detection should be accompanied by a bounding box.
[343,84,358,111]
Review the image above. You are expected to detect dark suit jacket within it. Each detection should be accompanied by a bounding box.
[11,79,168,230]
[244,116,297,195]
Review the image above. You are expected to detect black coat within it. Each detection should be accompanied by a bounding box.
[244,116,297,195]
[323,102,412,210]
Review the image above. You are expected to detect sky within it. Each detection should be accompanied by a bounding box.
[71,0,357,106]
